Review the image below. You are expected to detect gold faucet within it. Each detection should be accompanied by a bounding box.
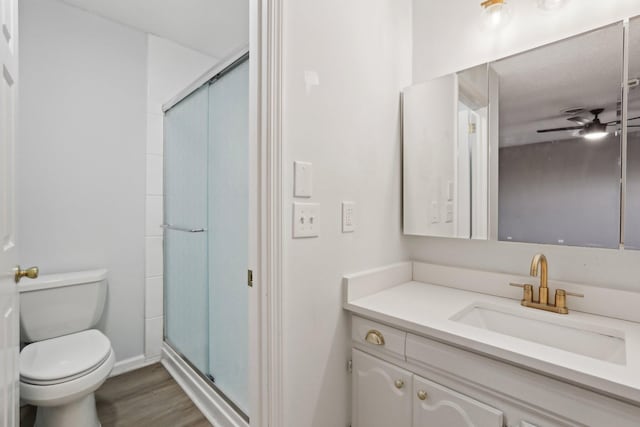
[530,253,548,305]
[510,253,583,314]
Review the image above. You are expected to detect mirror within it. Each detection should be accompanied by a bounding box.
[493,23,623,249]
[404,22,628,249]
[625,16,640,249]
[403,65,489,238]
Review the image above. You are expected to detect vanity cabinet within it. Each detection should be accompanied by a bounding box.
[352,349,503,427]
[352,350,412,427]
[351,316,640,427]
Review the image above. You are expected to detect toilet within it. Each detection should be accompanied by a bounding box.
[18,269,115,427]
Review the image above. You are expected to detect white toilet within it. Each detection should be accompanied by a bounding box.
[18,269,115,427]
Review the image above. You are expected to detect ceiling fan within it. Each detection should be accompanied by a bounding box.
[537,108,640,140]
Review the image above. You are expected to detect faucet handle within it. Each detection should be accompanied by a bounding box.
[563,290,584,298]
[509,282,533,303]
[555,289,584,313]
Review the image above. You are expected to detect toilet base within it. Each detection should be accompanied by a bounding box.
[34,393,100,427]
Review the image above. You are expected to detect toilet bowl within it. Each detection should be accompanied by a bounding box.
[17,269,114,427]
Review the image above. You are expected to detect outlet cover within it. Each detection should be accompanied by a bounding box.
[342,201,355,233]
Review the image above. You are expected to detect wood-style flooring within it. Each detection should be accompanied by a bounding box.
[20,363,212,426]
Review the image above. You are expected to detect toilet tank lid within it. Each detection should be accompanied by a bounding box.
[18,268,108,293]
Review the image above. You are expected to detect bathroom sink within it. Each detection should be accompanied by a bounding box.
[451,303,627,364]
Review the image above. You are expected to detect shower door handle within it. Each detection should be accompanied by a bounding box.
[161,224,207,233]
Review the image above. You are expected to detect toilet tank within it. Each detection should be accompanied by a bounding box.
[18,269,108,342]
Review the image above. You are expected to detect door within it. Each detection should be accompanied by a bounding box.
[0,0,18,425]
[352,349,412,427]
[413,375,503,427]
[207,59,250,415]
[164,55,250,417]
[164,85,210,373]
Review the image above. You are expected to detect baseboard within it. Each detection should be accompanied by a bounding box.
[110,354,161,377]
[161,343,248,427]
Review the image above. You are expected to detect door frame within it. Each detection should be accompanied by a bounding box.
[249,0,284,425]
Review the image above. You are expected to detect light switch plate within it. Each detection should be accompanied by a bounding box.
[294,161,313,197]
[342,201,355,233]
[293,202,319,238]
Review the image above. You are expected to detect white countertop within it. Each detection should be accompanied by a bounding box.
[345,278,640,405]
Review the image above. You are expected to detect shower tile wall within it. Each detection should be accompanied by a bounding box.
[144,35,218,360]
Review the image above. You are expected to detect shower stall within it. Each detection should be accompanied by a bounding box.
[162,52,249,419]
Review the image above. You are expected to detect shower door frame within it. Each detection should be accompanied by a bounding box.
[162,47,256,425]
[161,0,287,424]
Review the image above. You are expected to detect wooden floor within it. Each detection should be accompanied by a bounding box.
[21,363,211,427]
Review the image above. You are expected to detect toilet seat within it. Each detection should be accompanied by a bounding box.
[20,329,112,386]
[20,347,115,408]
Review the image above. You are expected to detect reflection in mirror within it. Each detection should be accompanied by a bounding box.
[492,23,623,248]
[625,16,640,250]
[403,65,489,238]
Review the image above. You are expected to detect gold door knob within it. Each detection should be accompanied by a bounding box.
[417,390,428,400]
[394,379,404,389]
[14,266,39,283]
[365,330,385,346]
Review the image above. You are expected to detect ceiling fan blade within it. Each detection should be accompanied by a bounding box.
[537,126,584,133]
[567,116,589,125]
[605,116,640,125]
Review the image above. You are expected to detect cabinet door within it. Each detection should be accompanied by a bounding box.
[352,349,412,427]
[413,375,503,427]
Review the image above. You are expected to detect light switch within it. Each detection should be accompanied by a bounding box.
[293,202,319,238]
[294,161,313,197]
[342,201,355,233]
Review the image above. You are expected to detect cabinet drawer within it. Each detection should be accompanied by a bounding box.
[352,316,406,360]
[413,375,503,427]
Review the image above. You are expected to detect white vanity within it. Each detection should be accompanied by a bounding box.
[344,261,640,427]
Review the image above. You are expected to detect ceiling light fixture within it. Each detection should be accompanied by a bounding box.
[480,0,512,30]
[582,119,609,140]
[537,0,568,11]
[583,126,608,141]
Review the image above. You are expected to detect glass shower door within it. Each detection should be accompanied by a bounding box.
[163,86,210,374]
[208,60,249,414]
[163,56,249,418]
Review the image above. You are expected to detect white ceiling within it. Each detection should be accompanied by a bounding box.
[60,0,248,59]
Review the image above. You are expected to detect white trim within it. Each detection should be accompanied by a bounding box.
[161,343,248,427]
[109,354,160,378]
[256,0,284,425]
[620,18,630,247]
[249,0,265,424]
[162,46,250,112]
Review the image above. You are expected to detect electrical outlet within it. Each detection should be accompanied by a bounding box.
[293,202,319,238]
[342,201,355,233]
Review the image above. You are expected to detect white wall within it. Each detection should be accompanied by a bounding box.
[282,0,412,425]
[144,34,218,360]
[409,0,640,292]
[18,0,147,360]
[413,0,640,82]
[18,0,219,366]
